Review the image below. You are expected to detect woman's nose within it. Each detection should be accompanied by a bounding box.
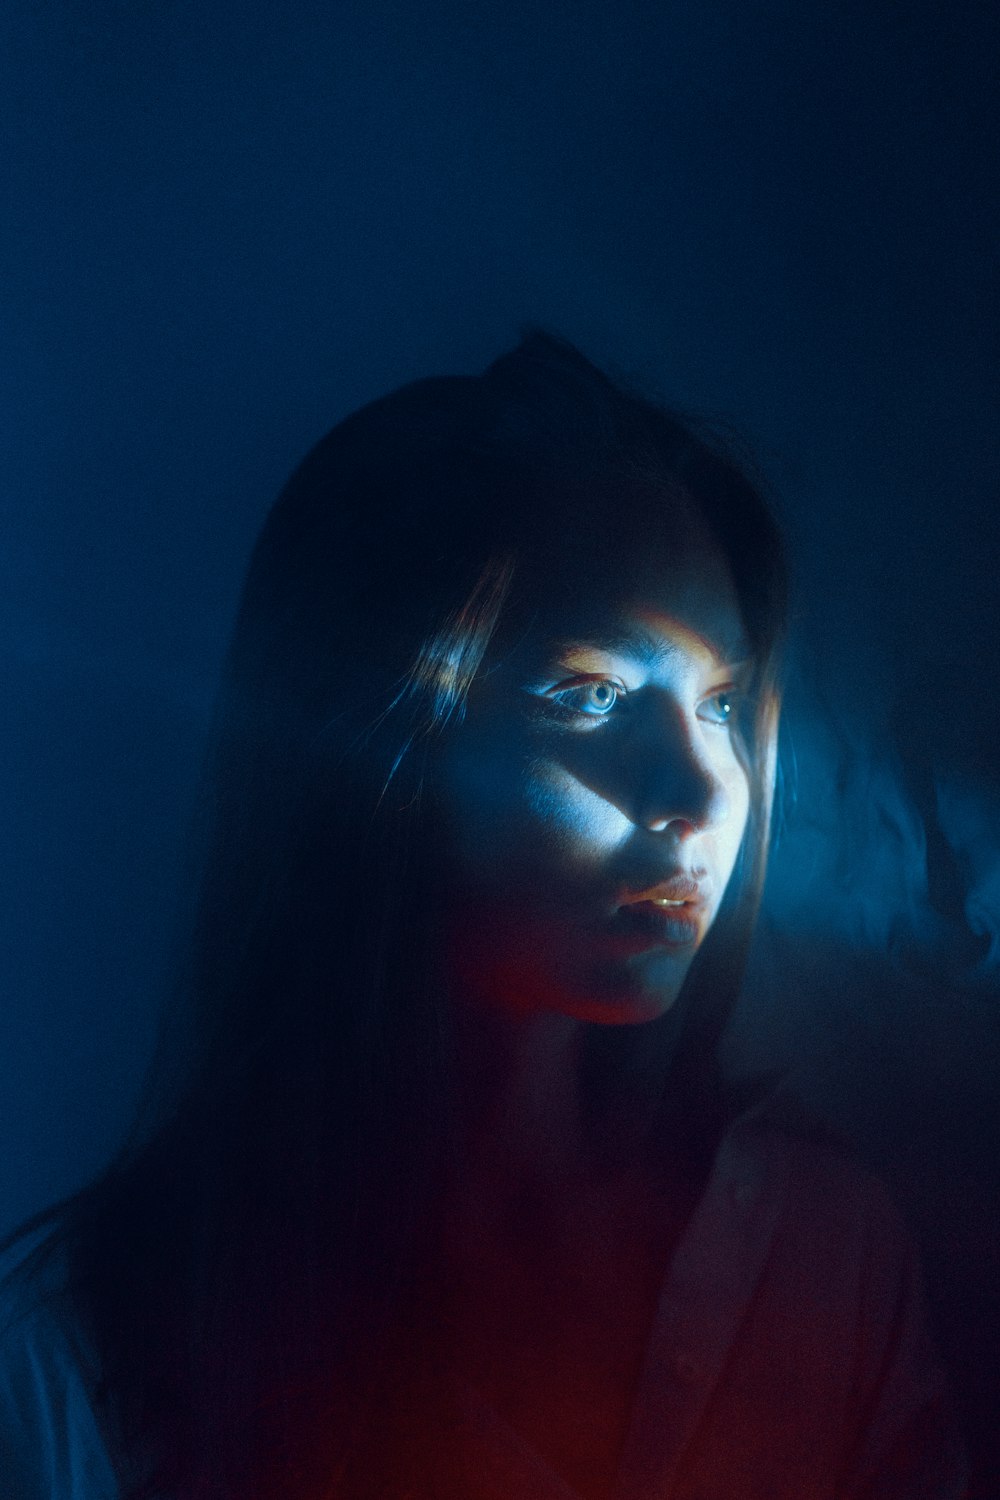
[633,718,732,836]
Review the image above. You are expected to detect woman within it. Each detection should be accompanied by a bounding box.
[0,331,965,1498]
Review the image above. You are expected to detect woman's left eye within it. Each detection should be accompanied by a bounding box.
[549,678,624,716]
[697,691,737,726]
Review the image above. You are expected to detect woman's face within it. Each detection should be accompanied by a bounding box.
[433,523,753,1026]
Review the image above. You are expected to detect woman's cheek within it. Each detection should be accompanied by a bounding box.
[724,753,751,827]
[520,759,631,867]
[441,756,628,887]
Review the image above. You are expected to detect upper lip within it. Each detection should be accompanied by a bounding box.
[619,873,711,908]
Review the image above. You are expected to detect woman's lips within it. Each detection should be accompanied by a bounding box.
[610,898,705,948]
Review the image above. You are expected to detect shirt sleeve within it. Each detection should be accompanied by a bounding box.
[0,1296,120,1500]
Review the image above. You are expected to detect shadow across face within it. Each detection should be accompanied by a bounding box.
[433,527,753,1027]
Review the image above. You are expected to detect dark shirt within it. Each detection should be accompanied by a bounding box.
[0,1111,968,1499]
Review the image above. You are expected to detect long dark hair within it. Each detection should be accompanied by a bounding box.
[2,331,788,1498]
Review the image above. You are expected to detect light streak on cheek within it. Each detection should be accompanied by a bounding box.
[523,762,632,859]
[710,748,751,844]
[730,767,752,841]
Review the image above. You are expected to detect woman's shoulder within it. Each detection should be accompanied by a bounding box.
[719,1084,920,1272]
[727,1083,897,1194]
[709,1088,968,1495]
[0,1224,120,1500]
[716,1084,956,1407]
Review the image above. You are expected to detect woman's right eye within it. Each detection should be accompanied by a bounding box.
[548,678,625,717]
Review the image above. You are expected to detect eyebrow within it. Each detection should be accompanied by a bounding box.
[549,624,754,671]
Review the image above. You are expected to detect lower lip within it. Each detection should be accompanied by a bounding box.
[611,902,703,948]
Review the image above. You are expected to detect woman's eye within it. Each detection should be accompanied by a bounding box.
[549,678,624,717]
[697,690,738,727]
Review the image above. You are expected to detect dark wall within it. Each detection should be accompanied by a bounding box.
[2,0,997,1479]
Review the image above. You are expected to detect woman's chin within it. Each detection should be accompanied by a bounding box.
[572,948,692,1024]
[553,966,689,1026]
[447,942,692,1027]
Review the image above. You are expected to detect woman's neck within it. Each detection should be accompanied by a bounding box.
[441,1001,682,1266]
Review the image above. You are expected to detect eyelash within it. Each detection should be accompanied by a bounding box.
[545,677,741,727]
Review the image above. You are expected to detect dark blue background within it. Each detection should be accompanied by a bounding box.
[2,0,997,1475]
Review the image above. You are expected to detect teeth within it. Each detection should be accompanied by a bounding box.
[652,898,686,906]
